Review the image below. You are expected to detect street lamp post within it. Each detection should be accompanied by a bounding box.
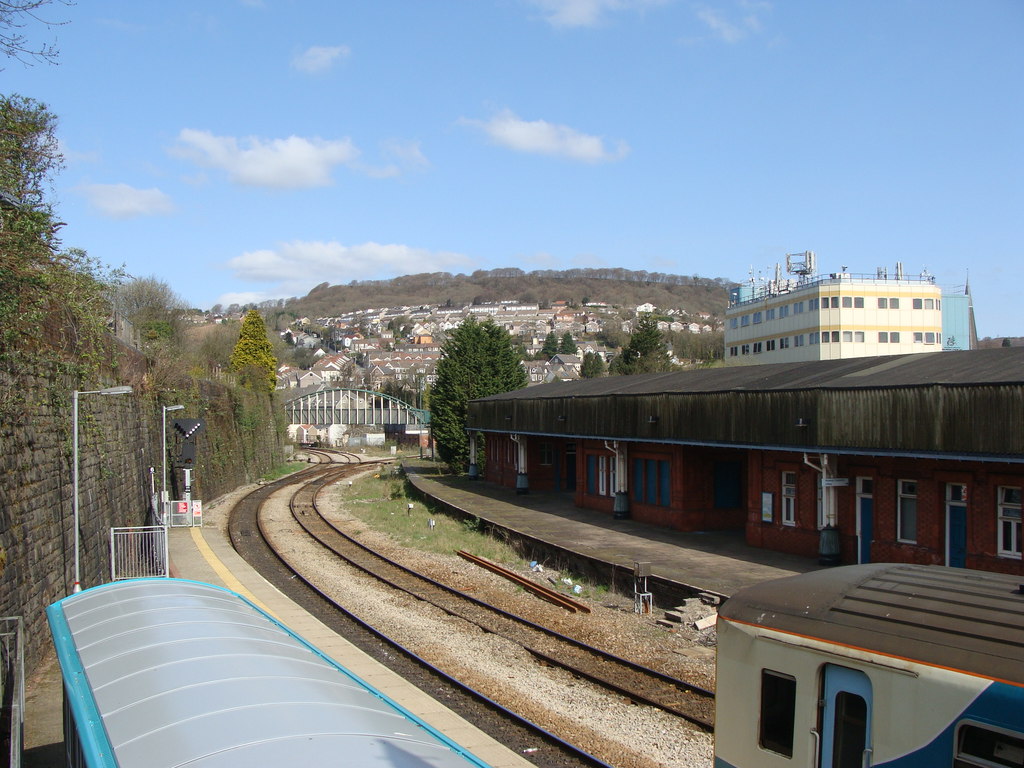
[72,385,133,593]
[161,404,185,523]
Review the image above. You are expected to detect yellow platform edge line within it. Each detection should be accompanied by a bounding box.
[189,527,277,618]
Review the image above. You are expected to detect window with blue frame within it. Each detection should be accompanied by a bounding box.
[632,457,671,506]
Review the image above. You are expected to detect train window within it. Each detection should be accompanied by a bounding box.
[831,691,868,768]
[955,723,1024,768]
[759,670,796,758]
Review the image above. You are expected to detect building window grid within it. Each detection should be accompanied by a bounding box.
[898,480,918,543]
[781,471,797,526]
[998,486,1022,559]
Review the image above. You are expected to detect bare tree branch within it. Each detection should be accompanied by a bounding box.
[0,0,73,68]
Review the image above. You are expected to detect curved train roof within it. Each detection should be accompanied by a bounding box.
[46,579,487,768]
[719,563,1024,685]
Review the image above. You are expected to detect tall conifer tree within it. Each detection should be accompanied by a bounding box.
[609,314,673,375]
[431,318,526,470]
[230,309,277,392]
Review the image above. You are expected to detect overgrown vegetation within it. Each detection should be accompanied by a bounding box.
[0,95,121,397]
[339,466,521,563]
[334,464,609,601]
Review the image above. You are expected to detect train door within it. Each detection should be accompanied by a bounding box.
[946,483,968,568]
[856,477,873,564]
[819,665,873,768]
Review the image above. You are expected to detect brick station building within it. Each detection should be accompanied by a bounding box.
[465,347,1024,575]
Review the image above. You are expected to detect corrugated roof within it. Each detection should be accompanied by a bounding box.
[719,563,1024,684]
[47,580,484,768]
[477,348,1024,402]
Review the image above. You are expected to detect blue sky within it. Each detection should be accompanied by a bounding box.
[6,0,1022,337]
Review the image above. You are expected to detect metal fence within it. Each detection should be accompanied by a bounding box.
[0,617,23,768]
[167,501,202,528]
[110,526,169,581]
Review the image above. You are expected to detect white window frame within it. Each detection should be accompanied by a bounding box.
[998,486,1022,559]
[898,480,918,543]
[781,471,797,526]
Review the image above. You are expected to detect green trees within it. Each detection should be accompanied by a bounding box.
[541,331,559,358]
[431,318,527,470]
[107,276,188,347]
[609,314,674,375]
[230,310,278,392]
[581,351,606,378]
[558,332,578,355]
[1,94,62,354]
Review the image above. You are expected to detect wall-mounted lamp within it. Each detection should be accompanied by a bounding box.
[647,415,659,424]
[557,415,567,421]
[795,417,810,428]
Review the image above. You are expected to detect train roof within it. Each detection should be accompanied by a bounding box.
[718,563,1024,685]
[46,579,487,768]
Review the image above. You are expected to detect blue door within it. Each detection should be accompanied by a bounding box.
[946,483,967,568]
[856,478,873,564]
[820,665,872,768]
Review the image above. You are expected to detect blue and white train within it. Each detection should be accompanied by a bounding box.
[714,563,1024,768]
[47,578,493,768]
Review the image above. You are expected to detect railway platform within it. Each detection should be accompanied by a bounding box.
[24,477,537,768]
[403,459,818,599]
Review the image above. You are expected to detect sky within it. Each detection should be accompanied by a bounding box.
[5,0,1022,337]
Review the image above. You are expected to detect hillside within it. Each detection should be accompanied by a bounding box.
[282,268,734,319]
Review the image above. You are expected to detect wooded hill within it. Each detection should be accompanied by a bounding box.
[283,268,734,320]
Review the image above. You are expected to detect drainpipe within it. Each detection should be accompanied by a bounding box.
[511,434,528,495]
[467,432,479,480]
[804,452,841,566]
[606,440,630,519]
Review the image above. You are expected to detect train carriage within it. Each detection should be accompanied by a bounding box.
[714,563,1024,768]
[46,578,492,768]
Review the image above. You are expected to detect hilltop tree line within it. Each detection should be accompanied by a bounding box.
[283,268,732,322]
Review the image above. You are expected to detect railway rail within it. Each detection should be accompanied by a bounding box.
[228,462,613,768]
[284,466,716,732]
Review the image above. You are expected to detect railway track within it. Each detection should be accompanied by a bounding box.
[228,462,613,768]
[282,467,716,732]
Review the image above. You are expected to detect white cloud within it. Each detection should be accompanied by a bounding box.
[59,139,100,165]
[225,240,474,296]
[461,109,629,163]
[216,291,268,308]
[78,183,175,219]
[696,2,771,43]
[292,44,351,74]
[527,0,668,28]
[171,129,359,188]
[354,139,431,179]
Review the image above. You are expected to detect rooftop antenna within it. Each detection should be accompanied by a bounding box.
[785,250,817,278]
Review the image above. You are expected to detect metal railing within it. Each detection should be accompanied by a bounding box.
[110,526,169,581]
[0,617,23,768]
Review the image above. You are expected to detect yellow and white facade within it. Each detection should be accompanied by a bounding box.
[725,270,944,364]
